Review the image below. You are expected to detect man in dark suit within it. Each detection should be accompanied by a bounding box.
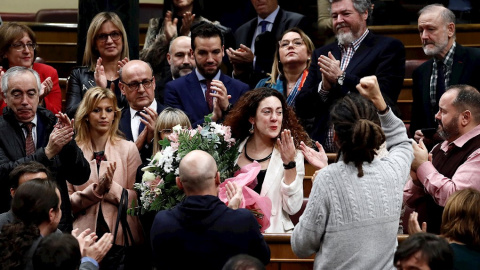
[119,60,165,162]
[0,67,90,232]
[150,150,270,269]
[165,23,249,127]
[227,0,307,88]
[411,4,480,144]
[295,0,405,151]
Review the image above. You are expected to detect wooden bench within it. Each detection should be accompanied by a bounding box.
[264,233,409,269]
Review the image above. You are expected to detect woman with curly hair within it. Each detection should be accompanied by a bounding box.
[292,76,413,269]
[224,87,310,233]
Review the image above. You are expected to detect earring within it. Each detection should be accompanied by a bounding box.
[249,123,254,134]
[307,57,311,61]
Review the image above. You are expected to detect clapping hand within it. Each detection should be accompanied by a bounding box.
[40,77,53,101]
[179,11,195,36]
[95,162,116,195]
[94,57,107,88]
[164,11,178,42]
[408,211,427,235]
[226,181,243,210]
[300,141,328,170]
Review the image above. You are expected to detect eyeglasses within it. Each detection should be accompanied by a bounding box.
[158,129,172,135]
[96,31,122,42]
[121,78,154,91]
[279,38,304,49]
[10,43,37,51]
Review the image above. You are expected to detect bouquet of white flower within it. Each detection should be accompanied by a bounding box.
[133,117,239,214]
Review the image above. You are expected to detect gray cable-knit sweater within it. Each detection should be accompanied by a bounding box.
[291,109,413,270]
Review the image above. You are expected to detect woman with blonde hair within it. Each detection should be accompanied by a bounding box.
[152,107,191,153]
[68,86,142,267]
[0,22,61,115]
[255,27,315,107]
[66,12,130,118]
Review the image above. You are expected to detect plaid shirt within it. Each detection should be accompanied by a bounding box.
[430,42,456,109]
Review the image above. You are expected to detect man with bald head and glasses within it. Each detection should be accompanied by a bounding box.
[119,60,165,162]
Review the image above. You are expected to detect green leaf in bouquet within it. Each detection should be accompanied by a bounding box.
[158,137,171,149]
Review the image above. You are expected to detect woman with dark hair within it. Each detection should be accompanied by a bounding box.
[409,188,480,269]
[255,27,315,107]
[291,76,413,269]
[68,86,143,259]
[140,0,229,80]
[66,12,130,118]
[224,87,310,233]
[0,22,61,115]
[0,179,61,270]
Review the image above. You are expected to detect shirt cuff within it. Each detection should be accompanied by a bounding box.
[317,81,329,102]
[81,257,99,268]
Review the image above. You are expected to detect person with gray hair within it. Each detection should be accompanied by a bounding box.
[150,150,270,269]
[410,4,480,146]
[407,84,480,234]
[0,66,90,231]
[295,0,405,152]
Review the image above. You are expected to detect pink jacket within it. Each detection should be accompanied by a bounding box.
[68,139,143,245]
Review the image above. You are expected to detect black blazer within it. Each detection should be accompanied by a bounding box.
[295,31,406,144]
[410,44,480,134]
[119,101,165,162]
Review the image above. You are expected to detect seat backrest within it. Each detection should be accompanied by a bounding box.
[405,59,427,79]
[35,9,78,23]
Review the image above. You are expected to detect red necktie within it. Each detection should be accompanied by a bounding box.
[23,122,35,155]
[205,80,214,111]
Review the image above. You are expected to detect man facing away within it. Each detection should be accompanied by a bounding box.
[411,4,480,145]
[150,150,270,270]
[295,0,405,152]
[406,85,480,233]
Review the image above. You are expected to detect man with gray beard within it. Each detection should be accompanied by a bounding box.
[410,4,480,144]
[295,0,405,151]
[406,85,480,234]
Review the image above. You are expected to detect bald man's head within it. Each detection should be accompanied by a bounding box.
[177,150,219,195]
[119,60,156,111]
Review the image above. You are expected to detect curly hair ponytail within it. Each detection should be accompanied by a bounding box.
[331,94,385,177]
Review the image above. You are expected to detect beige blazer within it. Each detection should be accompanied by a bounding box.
[68,139,143,245]
[237,138,304,233]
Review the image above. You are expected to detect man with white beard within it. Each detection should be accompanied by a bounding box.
[410,4,480,145]
[295,0,405,151]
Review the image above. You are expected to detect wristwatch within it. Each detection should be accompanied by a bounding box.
[283,161,296,170]
[337,72,346,86]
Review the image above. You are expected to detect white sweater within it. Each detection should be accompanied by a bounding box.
[291,109,413,270]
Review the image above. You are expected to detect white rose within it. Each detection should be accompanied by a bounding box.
[152,151,163,163]
[172,124,182,133]
[142,171,156,183]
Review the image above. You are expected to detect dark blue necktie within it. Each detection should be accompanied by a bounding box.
[136,111,146,137]
[259,20,268,33]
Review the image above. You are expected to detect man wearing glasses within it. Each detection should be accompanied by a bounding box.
[119,60,165,162]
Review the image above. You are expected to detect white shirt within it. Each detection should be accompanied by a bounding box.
[129,99,157,142]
